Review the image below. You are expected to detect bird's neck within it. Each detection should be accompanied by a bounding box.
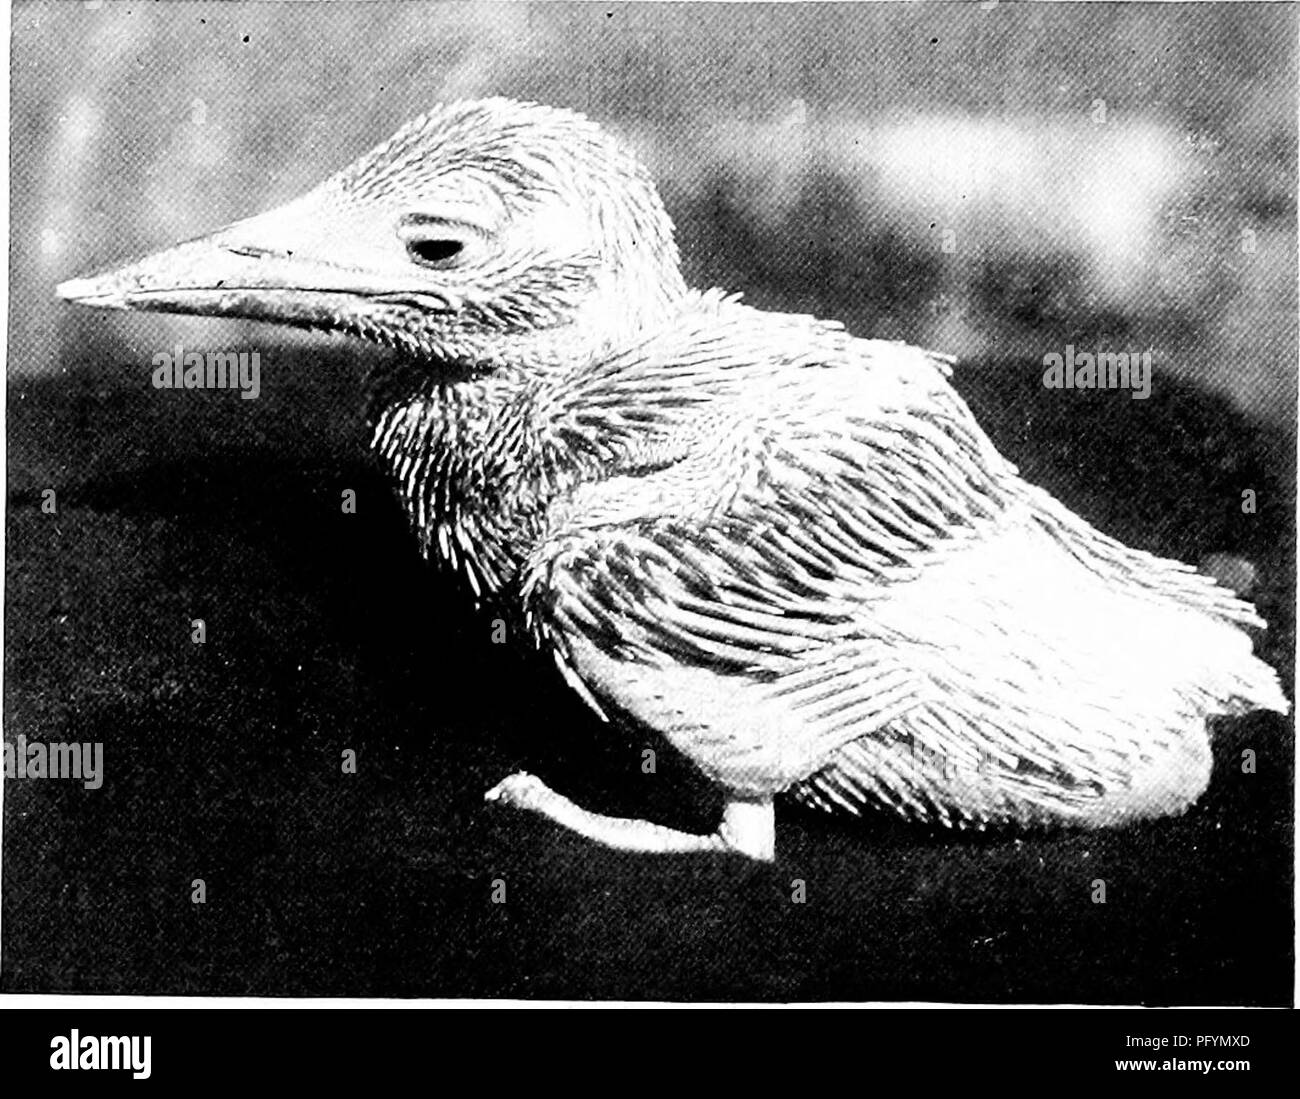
[368,364,545,599]
[367,290,714,601]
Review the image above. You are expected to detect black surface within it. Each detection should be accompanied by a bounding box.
[2,333,1294,1002]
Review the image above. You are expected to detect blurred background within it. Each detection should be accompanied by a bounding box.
[4,2,1295,1002]
[10,0,1297,418]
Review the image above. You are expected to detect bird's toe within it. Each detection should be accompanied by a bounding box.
[483,770,550,810]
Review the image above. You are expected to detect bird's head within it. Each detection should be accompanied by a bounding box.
[57,98,688,373]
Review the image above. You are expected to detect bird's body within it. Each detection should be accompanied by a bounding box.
[58,98,1287,860]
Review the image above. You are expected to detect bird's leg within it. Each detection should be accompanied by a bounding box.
[484,772,775,861]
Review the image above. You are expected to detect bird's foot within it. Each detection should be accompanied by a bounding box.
[484,770,775,861]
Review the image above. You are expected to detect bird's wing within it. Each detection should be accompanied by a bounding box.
[521,298,1025,796]
[522,296,1278,813]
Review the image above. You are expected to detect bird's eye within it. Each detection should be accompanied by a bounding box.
[399,214,487,271]
[405,237,465,269]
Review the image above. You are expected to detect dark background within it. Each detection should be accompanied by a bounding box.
[4,1,1295,1002]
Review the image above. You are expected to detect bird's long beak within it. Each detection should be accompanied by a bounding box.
[56,195,453,326]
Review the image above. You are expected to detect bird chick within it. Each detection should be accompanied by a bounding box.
[57,98,1287,861]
